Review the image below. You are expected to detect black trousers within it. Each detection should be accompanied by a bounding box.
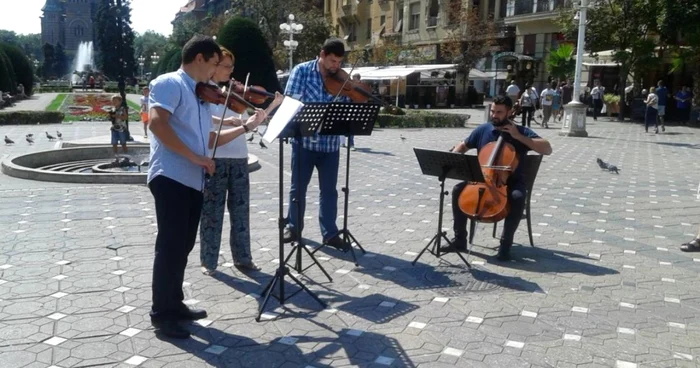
[452,182,526,252]
[149,175,203,321]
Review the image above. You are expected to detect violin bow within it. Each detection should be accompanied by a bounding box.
[240,73,251,121]
[208,79,236,178]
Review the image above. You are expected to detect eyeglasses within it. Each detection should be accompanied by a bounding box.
[218,63,234,70]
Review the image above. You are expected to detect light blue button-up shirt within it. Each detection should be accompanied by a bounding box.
[147,69,211,191]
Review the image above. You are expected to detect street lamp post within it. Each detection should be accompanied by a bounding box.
[560,0,589,137]
[151,52,160,79]
[138,55,145,80]
[279,14,303,72]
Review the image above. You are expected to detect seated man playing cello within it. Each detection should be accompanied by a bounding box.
[443,95,553,261]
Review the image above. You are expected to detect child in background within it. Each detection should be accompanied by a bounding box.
[109,94,128,156]
[140,87,150,138]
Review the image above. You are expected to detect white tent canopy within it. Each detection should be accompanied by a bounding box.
[342,64,457,80]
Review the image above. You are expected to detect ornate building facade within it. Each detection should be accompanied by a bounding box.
[40,0,97,56]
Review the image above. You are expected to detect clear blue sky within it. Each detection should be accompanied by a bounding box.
[0,0,185,36]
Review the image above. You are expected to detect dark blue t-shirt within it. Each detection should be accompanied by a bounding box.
[676,91,691,109]
[464,123,540,190]
[656,86,668,106]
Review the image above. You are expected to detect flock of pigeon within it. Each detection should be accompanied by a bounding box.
[4,131,62,145]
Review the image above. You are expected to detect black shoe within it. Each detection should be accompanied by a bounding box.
[152,320,190,339]
[495,251,512,262]
[496,243,512,261]
[324,235,350,252]
[283,227,298,243]
[439,237,467,253]
[176,307,207,321]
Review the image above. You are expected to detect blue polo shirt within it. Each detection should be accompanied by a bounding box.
[147,69,212,191]
[656,86,668,106]
[464,122,540,190]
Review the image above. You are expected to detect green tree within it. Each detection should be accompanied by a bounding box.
[153,47,179,76]
[133,30,168,77]
[283,7,332,68]
[42,42,55,79]
[95,0,137,80]
[547,44,576,82]
[660,0,700,108]
[54,43,68,77]
[0,43,34,95]
[558,0,660,120]
[0,49,15,93]
[441,4,497,105]
[171,18,204,48]
[165,49,182,73]
[218,16,282,101]
[0,31,42,61]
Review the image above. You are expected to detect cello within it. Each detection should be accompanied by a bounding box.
[457,126,520,223]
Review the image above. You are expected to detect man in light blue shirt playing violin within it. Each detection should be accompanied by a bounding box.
[147,35,265,339]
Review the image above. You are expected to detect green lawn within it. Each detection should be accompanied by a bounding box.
[45,94,67,112]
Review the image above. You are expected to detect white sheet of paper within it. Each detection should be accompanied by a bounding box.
[263,96,304,144]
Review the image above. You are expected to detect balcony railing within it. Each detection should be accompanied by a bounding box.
[508,0,570,17]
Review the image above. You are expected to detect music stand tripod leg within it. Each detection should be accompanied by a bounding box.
[256,137,326,322]
[284,139,332,281]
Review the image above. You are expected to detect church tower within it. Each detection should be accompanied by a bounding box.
[63,0,97,56]
[40,0,65,47]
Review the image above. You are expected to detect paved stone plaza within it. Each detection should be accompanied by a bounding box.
[2,116,700,368]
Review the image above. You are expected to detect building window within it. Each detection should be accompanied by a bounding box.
[367,18,372,39]
[409,2,420,30]
[73,26,84,37]
[550,32,563,49]
[428,0,439,27]
[523,34,536,55]
[380,15,386,25]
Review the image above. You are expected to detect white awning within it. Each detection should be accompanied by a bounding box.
[468,69,490,80]
[343,64,457,80]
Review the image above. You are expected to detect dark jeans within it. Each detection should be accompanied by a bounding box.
[521,106,534,127]
[452,182,526,253]
[645,106,658,131]
[149,175,203,321]
[593,99,603,119]
[287,144,340,241]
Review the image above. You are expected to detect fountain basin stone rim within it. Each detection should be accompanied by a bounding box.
[1,145,260,184]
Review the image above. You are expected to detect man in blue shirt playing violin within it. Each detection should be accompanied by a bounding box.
[444,95,552,261]
[282,38,352,252]
[147,35,265,339]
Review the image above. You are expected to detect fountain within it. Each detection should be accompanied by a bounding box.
[71,41,95,85]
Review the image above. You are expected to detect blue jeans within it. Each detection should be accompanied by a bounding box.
[287,144,340,241]
[111,130,127,145]
[200,158,252,269]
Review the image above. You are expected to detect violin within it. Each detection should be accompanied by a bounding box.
[457,123,520,223]
[323,68,402,114]
[195,82,257,114]
[231,79,276,105]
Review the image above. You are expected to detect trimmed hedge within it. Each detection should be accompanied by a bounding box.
[0,43,34,95]
[0,111,65,125]
[377,111,468,128]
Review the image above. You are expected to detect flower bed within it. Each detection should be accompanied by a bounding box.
[58,93,140,122]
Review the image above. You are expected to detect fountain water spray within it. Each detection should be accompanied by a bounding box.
[71,41,94,84]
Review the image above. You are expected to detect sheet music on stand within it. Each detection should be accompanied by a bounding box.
[414,148,485,183]
[262,96,305,143]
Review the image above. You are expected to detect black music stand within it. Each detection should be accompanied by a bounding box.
[280,103,334,282]
[411,148,484,268]
[310,102,380,266]
[256,103,329,322]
